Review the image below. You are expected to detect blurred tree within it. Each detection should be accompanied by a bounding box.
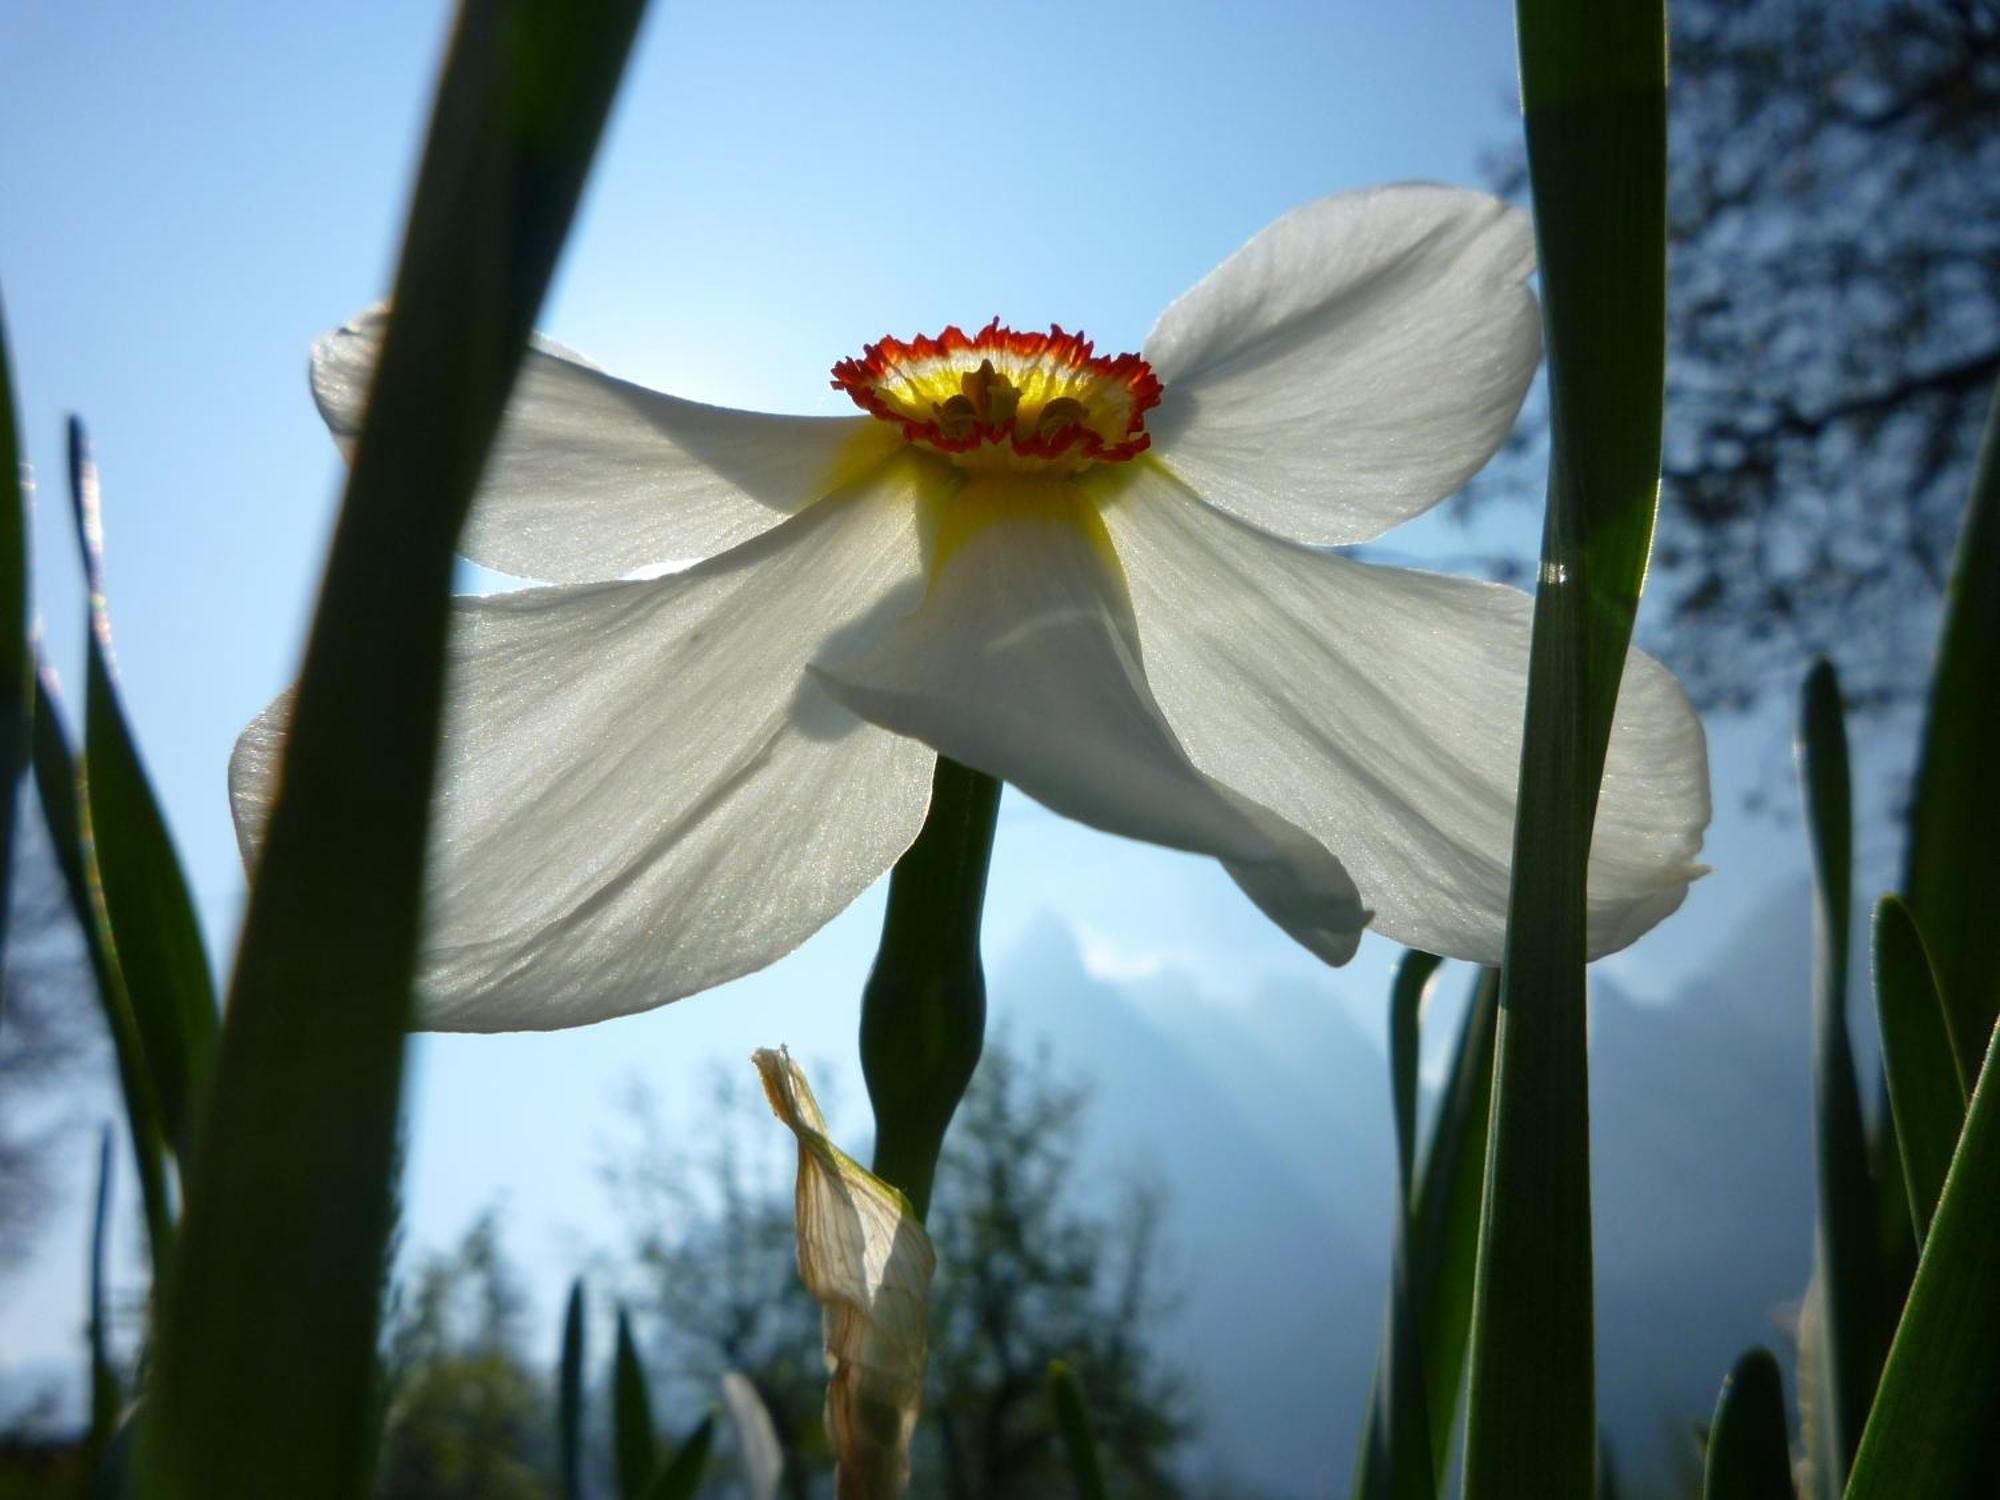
[613,1039,1208,1499]
[0,807,103,1276]
[611,1067,831,1497]
[375,1210,556,1500]
[922,1042,1188,1500]
[1474,0,1999,720]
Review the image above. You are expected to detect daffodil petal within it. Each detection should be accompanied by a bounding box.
[312,304,897,583]
[813,481,1368,966]
[753,1047,934,1500]
[1142,185,1540,545]
[228,467,940,1030]
[1102,466,1711,963]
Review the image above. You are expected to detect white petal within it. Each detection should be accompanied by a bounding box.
[1142,185,1541,545]
[753,1048,934,1500]
[1102,466,1710,963]
[229,465,940,1030]
[813,480,1367,966]
[312,304,898,583]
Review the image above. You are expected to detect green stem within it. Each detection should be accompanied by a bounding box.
[861,756,1002,1222]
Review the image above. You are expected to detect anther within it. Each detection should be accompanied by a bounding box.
[1034,397,1087,438]
[960,359,1021,426]
[933,393,979,441]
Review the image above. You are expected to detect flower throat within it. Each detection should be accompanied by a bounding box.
[832,320,1162,475]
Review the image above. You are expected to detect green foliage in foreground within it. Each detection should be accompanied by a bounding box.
[1687,374,2000,1500]
[1700,1348,1794,1500]
[133,4,649,1498]
[1048,1361,1108,1500]
[29,678,176,1277]
[1357,965,1500,1500]
[66,423,218,1174]
[1872,896,1963,1245]
[1797,661,1889,1497]
[1845,1020,2000,1497]
[1465,0,1668,1494]
[2,1,1996,1496]
[1903,383,2000,1089]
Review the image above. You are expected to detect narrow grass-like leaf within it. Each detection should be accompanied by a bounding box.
[614,1305,658,1500]
[1355,950,1443,1500]
[0,298,30,988]
[1386,954,1445,1499]
[642,1413,715,1500]
[66,421,218,1167]
[1798,660,1887,1499]
[1048,1360,1107,1500]
[1864,1070,1915,1310]
[1389,953,1442,1199]
[132,5,649,1497]
[1702,1347,1795,1500]
[31,672,175,1273]
[1872,896,1966,1244]
[1846,1020,2000,1498]
[1462,2,1668,1494]
[1903,383,2000,1087]
[1412,966,1499,1477]
[1596,1447,1624,1500]
[558,1278,585,1500]
[88,1125,122,1470]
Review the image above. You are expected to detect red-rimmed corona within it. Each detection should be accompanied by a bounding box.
[832,319,1161,472]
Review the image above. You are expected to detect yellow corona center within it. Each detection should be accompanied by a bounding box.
[831,320,1163,475]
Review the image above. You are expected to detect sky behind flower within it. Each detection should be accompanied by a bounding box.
[0,0,1830,1391]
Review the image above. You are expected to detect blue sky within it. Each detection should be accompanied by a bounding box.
[1,0,1837,1388]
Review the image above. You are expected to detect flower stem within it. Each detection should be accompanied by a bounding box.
[860,755,1002,1221]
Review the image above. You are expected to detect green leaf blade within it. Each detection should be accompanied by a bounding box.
[67,420,219,1167]
[1412,967,1499,1477]
[1701,1347,1795,1500]
[642,1413,715,1500]
[1872,896,1967,1244]
[1355,951,1443,1500]
[1798,660,1889,1498]
[1462,2,1669,1495]
[614,1306,658,1500]
[1048,1360,1108,1500]
[1903,383,2000,1089]
[1390,951,1443,1202]
[558,1279,585,1500]
[1845,1020,2000,1498]
[30,672,175,1275]
[130,5,650,1497]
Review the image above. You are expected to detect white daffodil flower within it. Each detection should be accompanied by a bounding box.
[230,184,1710,1030]
[752,1048,933,1500]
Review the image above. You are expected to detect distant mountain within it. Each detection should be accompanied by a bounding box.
[1591,879,1819,1479]
[986,877,1830,1495]
[990,918,1387,1499]
[1127,964,1395,1233]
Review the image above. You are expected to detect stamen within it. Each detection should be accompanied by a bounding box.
[934,393,979,441]
[1034,397,1087,439]
[831,321,1162,473]
[960,359,1020,427]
